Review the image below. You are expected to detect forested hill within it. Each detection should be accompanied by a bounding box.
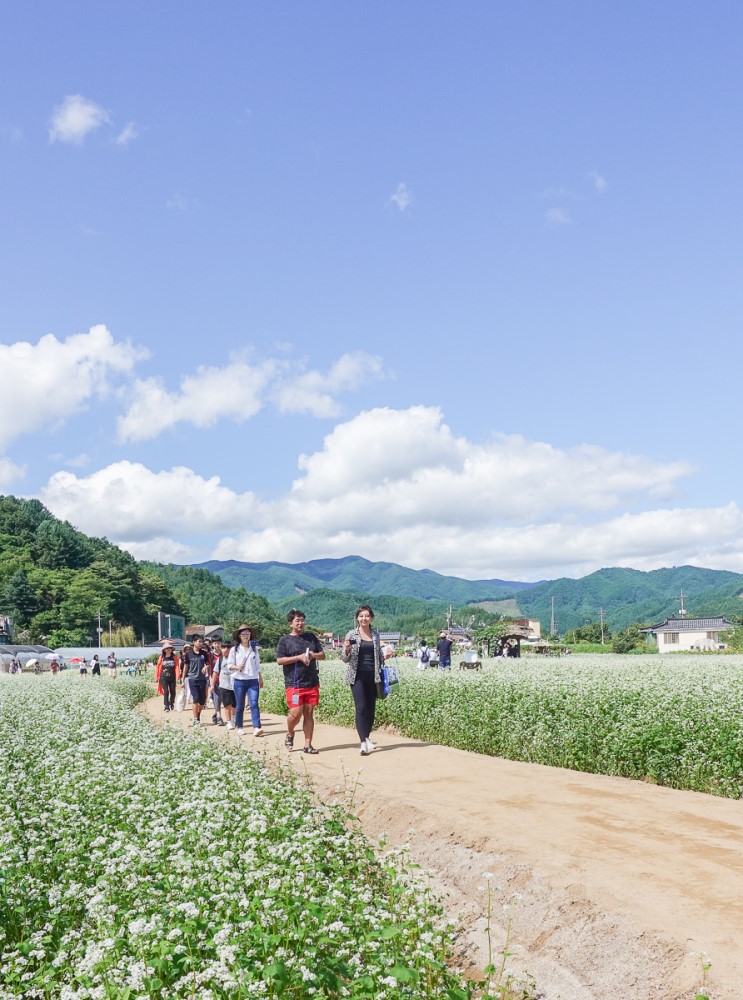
[514,566,743,632]
[0,495,286,646]
[195,555,538,603]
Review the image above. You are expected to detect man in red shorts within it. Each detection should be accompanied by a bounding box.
[275,609,325,754]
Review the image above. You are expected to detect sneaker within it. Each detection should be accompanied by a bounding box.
[226,721,236,730]
[236,728,245,736]
[360,741,369,756]
[365,738,377,751]
[253,727,265,737]
[211,714,218,724]
[217,719,226,726]
[192,719,200,728]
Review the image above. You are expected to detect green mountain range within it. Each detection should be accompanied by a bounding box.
[196,557,743,634]
[196,556,537,604]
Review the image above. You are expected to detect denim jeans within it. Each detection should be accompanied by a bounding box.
[233,678,261,729]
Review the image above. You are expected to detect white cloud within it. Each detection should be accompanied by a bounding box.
[389,182,412,212]
[545,207,572,227]
[115,122,138,147]
[117,357,279,443]
[166,193,188,211]
[206,405,711,577]
[118,537,195,563]
[589,170,608,194]
[0,457,26,490]
[0,325,147,451]
[270,351,386,418]
[36,402,743,578]
[40,462,260,541]
[49,95,110,144]
[118,351,389,442]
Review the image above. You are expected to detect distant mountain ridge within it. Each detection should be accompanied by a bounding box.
[193,556,743,633]
[195,555,538,604]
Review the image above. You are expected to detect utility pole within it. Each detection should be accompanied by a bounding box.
[550,596,556,637]
[599,607,606,644]
[678,589,686,617]
[97,610,103,649]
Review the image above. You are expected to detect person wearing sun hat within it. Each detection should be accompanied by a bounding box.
[227,624,264,736]
[155,642,180,712]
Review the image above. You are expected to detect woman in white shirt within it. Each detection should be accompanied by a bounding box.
[227,624,264,737]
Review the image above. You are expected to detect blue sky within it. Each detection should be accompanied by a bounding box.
[2,1,742,581]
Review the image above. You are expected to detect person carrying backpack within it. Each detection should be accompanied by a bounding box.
[418,641,430,670]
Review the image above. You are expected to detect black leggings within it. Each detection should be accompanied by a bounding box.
[162,673,176,709]
[350,671,377,742]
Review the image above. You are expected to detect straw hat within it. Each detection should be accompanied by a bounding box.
[232,623,258,642]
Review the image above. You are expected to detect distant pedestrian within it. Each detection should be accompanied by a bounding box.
[436,632,453,671]
[107,652,117,679]
[79,658,88,677]
[417,641,430,670]
[91,654,101,676]
[342,605,393,755]
[227,625,263,737]
[50,658,59,676]
[275,610,325,754]
[155,642,180,712]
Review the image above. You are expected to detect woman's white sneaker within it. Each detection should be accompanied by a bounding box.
[359,741,369,755]
[365,738,377,751]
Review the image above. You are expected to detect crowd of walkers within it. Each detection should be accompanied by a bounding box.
[153,605,396,756]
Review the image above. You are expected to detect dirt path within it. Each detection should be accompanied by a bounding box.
[143,698,743,999]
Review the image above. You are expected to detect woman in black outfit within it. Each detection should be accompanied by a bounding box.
[341,605,392,756]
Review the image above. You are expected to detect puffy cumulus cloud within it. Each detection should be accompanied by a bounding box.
[0,457,26,490]
[119,350,389,441]
[36,405,738,580]
[40,462,259,541]
[294,406,465,501]
[0,325,146,451]
[211,406,716,577]
[290,406,691,524]
[117,358,279,442]
[270,351,386,418]
[49,95,111,144]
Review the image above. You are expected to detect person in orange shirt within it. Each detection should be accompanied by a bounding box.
[155,642,181,712]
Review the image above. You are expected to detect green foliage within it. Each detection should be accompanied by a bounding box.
[2,568,39,626]
[199,555,532,604]
[563,622,612,644]
[0,677,479,998]
[260,654,743,797]
[518,566,743,634]
[0,496,184,644]
[142,562,286,644]
[611,622,649,653]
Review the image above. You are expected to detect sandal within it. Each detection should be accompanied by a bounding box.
[284,733,294,748]
[302,745,319,755]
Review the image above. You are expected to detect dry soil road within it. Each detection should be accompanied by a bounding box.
[143,697,743,1000]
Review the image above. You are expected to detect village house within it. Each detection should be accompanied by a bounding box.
[640,615,734,653]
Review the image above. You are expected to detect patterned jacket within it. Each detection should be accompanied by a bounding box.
[341,627,384,685]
